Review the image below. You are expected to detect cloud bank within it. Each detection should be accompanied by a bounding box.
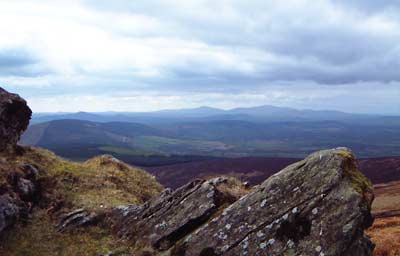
[0,0,399,114]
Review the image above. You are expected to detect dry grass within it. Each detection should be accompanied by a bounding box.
[368,216,400,256]
[368,181,400,256]
[214,176,251,199]
[1,147,163,210]
[0,210,134,256]
[0,146,163,255]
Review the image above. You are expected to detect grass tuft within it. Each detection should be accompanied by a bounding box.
[0,146,163,255]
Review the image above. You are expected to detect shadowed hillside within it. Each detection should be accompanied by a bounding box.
[21,117,400,159]
[146,156,400,189]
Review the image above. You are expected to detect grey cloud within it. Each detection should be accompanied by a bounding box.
[333,0,400,13]
[83,0,400,86]
[0,49,51,77]
[2,0,400,113]
[0,49,37,67]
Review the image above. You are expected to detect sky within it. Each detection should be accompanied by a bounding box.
[0,0,399,114]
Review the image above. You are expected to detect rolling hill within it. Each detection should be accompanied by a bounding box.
[21,116,400,160]
[31,105,386,125]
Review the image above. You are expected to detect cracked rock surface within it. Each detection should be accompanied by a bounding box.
[57,209,99,232]
[111,148,374,256]
[110,177,245,252]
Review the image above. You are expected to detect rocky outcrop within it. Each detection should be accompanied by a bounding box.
[0,87,33,236]
[109,177,247,253]
[0,87,32,151]
[110,148,374,255]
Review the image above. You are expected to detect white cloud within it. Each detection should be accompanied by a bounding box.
[0,0,399,113]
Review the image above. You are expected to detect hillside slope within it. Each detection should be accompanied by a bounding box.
[22,119,164,147]
[146,156,400,189]
[21,118,400,158]
[368,181,400,256]
[0,147,163,255]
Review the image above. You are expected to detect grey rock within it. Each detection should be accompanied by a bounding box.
[110,148,374,256]
[16,177,36,202]
[181,148,374,256]
[0,194,20,234]
[0,87,32,151]
[110,177,246,251]
[57,209,99,232]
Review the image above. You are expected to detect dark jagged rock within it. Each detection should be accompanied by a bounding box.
[57,209,99,232]
[109,177,247,252]
[0,87,32,151]
[0,194,20,234]
[110,148,374,256]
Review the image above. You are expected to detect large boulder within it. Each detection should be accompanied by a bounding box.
[110,148,374,256]
[109,177,248,253]
[0,87,32,151]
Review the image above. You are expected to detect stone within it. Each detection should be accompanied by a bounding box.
[0,194,20,234]
[110,148,374,255]
[109,177,247,251]
[0,87,32,151]
[16,178,36,202]
[57,209,99,232]
[180,148,374,256]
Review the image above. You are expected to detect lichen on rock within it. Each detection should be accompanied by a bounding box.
[106,147,374,256]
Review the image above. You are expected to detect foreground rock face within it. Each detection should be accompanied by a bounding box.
[0,87,32,151]
[110,177,247,252]
[111,148,374,255]
[0,88,34,236]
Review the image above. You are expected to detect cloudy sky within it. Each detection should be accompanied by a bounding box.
[1,0,399,114]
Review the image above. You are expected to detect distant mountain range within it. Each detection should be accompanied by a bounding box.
[21,105,400,160]
[31,105,389,125]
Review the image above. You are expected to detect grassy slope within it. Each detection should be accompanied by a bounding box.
[0,147,163,255]
[367,181,400,256]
